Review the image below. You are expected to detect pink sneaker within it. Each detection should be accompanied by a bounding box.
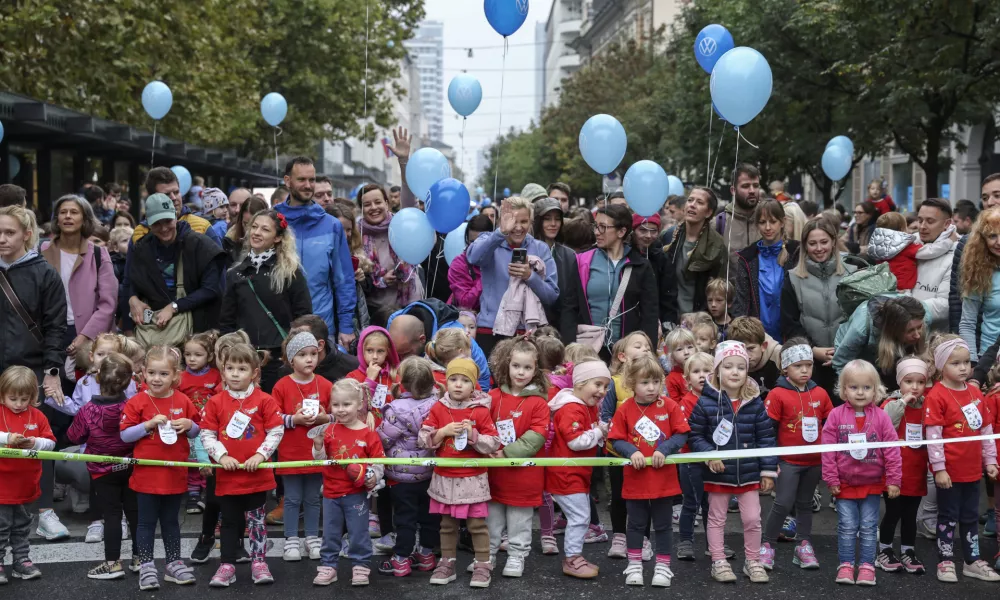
[584,523,609,544]
[835,562,855,585]
[759,542,775,570]
[209,563,236,587]
[312,566,337,586]
[607,533,627,558]
[251,560,274,585]
[793,540,819,569]
[351,565,370,586]
[430,557,457,585]
[410,549,436,572]
[390,555,412,577]
[856,563,876,586]
[541,535,559,555]
[553,515,567,535]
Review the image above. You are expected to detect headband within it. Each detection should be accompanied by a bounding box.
[286,332,319,362]
[714,340,748,372]
[933,338,968,371]
[780,344,813,370]
[572,361,611,385]
[895,358,928,385]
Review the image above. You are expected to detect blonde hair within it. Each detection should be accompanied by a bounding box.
[838,359,887,404]
[793,219,845,279]
[145,345,182,388]
[961,207,1000,297]
[215,330,252,368]
[624,355,665,392]
[245,211,302,294]
[331,377,372,414]
[692,320,718,339]
[683,352,714,378]
[610,331,653,375]
[710,357,758,402]
[96,352,135,396]
[705,278,735,303]
[0,365,39,406]
[927,333,963,382]
[0,205,40,253]
[783,202,807,242]
[391,356,441,399]
[504,196,534,220]
[425,328,471,367]
[875,211,908,232]
[122,337,145,369]
[92,332,126,355]
[664,328,697,358]
[564,343,600,365]
[109,225,133,249]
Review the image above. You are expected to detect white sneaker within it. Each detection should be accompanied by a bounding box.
[651,563,673,587]
[373,533,396,555]
[502,555,524,577]
[122,516,130,540]
[36,509,70,541]
[85,520,105,543]
[305,536,322,560]
[642,537,653,561]
[283,537,302,561]
[624,561,644,586]
[467,555,496,573]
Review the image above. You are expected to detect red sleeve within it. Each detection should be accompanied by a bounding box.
[261,393,284,430]
[200,395,222,431]
[474,406,497,436]
[765,389,782,421]
[528,397,550,437]
[819,390,835,421]
[923,387,947,427]
[667,399,690,434]
[666,373,685,401]
[423,402,443,429]
[556,405,588,442]
[120,395,144,430]
[271,378,290,412]
[608,402,630,442]
[366,430,386,458]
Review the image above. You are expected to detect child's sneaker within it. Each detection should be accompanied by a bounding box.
[607,533,627,558]
[85,520,104,543]
[305,536,322,560]
[793,540,819,569]
[672,504,681,527]
[283,537,302,561]
[963,559,1000,581]
[727,497,739,513]
[429,557,457,584]
[937,560,958,583]
[778,516,797,541]
[743,560,769,583]
[642,537,653,561]
[876,547,902,572]
[129,556,141,573]
[389,555,412,577]
[313,566,337,585]
[711,559,736,583]
[410,548,437,571]
[186,492,203,514]
[11,559,41,580]
[584,523,608,543]
[0,565,7,585]
[164,560,195,585]
[900,549,925,574]
[35,509,70,541]
[470,560,493,588]
[368,515,381,538]
[759,542,775,570]
[651,562,673,587]
[856,563,876,586]
[138,563,159,591]
[811,488,822,512]
[373,533,396,555]
[541,535,559,555]
[502,555,524,577]
[352,565,371,586]
[553,514,567,535]
[88,560,125,580]
[210,563,236,587]
[562,555,599,579]
[251,560,274,585]
[676,540,695,561]
[466,554,495,573]
[835,562,855,584]
[623,561,644,586]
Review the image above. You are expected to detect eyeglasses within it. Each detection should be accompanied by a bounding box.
[853,210,866,215]
[593,223,619,234]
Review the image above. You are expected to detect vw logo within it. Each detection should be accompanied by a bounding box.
[516,0,529,15]
[699,37,717,57]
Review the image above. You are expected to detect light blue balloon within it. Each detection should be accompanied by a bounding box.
[387,40,395,48]
[710,47,773,127]
[579,114,627,175]
[171,165,192,196]
[482,198,492,206]
[389,208,436,264]
[623,160,669,218]
[826,135,854,157]
[503,187,511,197]
[476,186,484,195]
[0,120,4,144]
[426,178,471,233]
[694,24,735,74]
[261,92,288,127]
[667,175,684,198]
[444,223,469,265]
[406,148,451,200]
[822,145,852,181]
[484,0,529,37]
[141,81,173,120]
[448,75,483,117]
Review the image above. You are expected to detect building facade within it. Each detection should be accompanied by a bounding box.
[574,0,687,62]
[404,20,444,144]
[542,0,583,111]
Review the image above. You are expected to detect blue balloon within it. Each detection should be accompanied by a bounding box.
[444,223,469,265]
[406,148,451,200]
[0,120,3,144]
[822,145,852,181]
[389,208,436,264]
[484,0,529,37]
[141,81,173,120]
[171,166,192,196]
[387,40,395,48]
[426,178,471,233]
[710,47,772,127]
[261,93,288,127]
[448,75,483,117]
[694,24,735,74]
[503,187,511,198]
[475,186,484,195]
[482,198,492,206]
[826,135,854,158]
[667,175,684,198]
[623,160,669,218]
[579,114,627,175]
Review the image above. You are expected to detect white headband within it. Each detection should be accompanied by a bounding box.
[781,344,813,370]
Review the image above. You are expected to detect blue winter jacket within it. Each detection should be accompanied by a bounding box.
[273,201,356,337]
[688,384,778,487]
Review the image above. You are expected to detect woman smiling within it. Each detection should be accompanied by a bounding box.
[358,183,423,318]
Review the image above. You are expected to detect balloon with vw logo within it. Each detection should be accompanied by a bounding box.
[694,24,734,74]
[448,74,483,117]
[484,0,530,37]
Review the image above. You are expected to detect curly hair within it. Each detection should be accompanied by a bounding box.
[961,207,1000,297]
[184,330,220,369]
[489,337,549,395]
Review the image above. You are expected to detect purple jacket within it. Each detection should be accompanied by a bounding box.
[67,393,136,478]
[821,403,902,490]
[377,392,437,483]
[447,251,482,311]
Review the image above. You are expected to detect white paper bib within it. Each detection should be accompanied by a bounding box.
[371,384,389,410]
[713,418,734,446]
[158,422,177,445]
[848,432,868,460]
[635,416,662,445]
[961,403,983,430]
[905,422,923,449]
[307,423,330,440]
[497,419,516,446]
[801,416,819,443]
[226,411,251,439]
[454,429,468,451]
[302,398,320,418]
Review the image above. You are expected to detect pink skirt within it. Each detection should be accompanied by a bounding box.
[429,499,489,519]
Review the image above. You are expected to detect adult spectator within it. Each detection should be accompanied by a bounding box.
[480,204,497,226]
[228,187,252,223]
[608,191,628,207]
[220,209,312,391]
[547,182,572,213]
[0,204,69,539]
[732,199,800,340]
[115,195,131,215]
[0,183,27,207]
[223,195,268,265]
[447,214,493,311]
[630,212,670,331]
[131,167,216,245]
[663,187,727,325]
[314,175,335,209]
[769,180,793,203]
[273,156,356,346]
[532,197,581,342]
[958,206,1000,364]
[715,164,762,252]
[798,200,819,220]
[950,173,1000,333]
[783,202,807,242]
[562,218,596,253]
[388,185,401,212]
[199,187,230,242]
[104,182,122,208]
[912,197,956,330]
[659,194,686,245]
[466,197,559,357]
[124,194,226,346]
[781,219,857,394]
[575,204,658,356]
[84,185,115,227]
[953,199,979,235]
[864,178,896,215]
[271,186,289,205]
[844,200,877,255]
[357,182,424,317]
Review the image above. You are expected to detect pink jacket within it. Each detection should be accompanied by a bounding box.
[821,403,902,489]
[447,251,482,311]
[41,241,118,340]
[492,255,548,336]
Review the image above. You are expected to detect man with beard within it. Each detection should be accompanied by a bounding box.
[715,164,762,252]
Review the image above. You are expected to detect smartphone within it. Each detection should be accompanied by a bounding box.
[511,248,527,264]
[142,308,155,324]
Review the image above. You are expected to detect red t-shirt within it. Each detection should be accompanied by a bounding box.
[272,375,332,475]
[666,368,686,402]
[120,391,200,495]
[321,424,385,499]
[986,391,1000,460]
[880,396,928,497]
[487,388,550,507]
[201,388,283,496]
[871,195,896,216]
[179,368,223,410]
[924,383,991,483]
[346,368,395,425]
[545,401,599,496]
[608,397,689,499]
[764,385,833,466]
[678,391,701,453]
[423,400,497,478]
[0,405,55,504]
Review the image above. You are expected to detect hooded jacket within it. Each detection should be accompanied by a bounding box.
[494,255,548,336]
[347,325,402,396]
[66,392,135,477]
[662,222,727,325]
[41,240,118,340]
[831,294,935,381]
[912,224,955,330]
[782,256,857,347]
[0,252,67,375]
[820,403,902,490]
[378,391,437,484]
[732,239,800,339]
[219,252,313,350]
[867,227,919,290]
[715,201,760,253]
[545,389,605,495]
[446,250,482,311]
[274,200,356,338]
[576,246,659,348]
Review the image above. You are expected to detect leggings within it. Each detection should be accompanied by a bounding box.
[200,475,246,539]
[609,466,650,536]
[879,494,922,548]
[219,492,268,564]
[92,469,138,561]
[376,485,394,536]
[763,462,821,544]
[136,493,183,565]
[441,515,489,562]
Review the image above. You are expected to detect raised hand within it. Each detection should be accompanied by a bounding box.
[388,126,411,161]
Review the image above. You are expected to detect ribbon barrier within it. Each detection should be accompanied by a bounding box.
[3,433,999,470]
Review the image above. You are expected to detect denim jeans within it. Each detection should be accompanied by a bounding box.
[282,473,323,538]
[320,493,372,568]
[678,462,709,542]
[836,494,880,565]
[136,493,183,565]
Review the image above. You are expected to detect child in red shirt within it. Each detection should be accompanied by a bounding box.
[199,344,284,587]
[923,336,1000,582]
[180,331,223,513]
[535,335,569,555]
[677,352,713,557]
[345,326,400,425]
[418,358,500,587]
[272,331,332,561]
[0,366,56,581]
[119,346,200,590]
[312,378,385,587]
[609,355,689,587]
[663,327,696,401]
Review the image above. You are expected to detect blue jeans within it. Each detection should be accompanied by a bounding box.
[321,493,372,568]
[282,473,323,538]
[136,493,183,565]
[679,462,709,542]
[836,494,880,565]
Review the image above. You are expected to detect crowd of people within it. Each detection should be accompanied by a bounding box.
[2,133,1000,591]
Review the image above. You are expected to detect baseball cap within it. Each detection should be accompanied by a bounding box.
[520,183,547,203]
[144,193,176,225]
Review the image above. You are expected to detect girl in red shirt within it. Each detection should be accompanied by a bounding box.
[535,335,568,555]
[923,335,1000,583]
[677,352,713,559]
[200,344,284,588]
[119,346,200,591]
[180,330,222,513]
[345,325,400,425]
[273,331,332,562]
[0,366,56,582]
[663,327,696,402]
[486,338,550,577]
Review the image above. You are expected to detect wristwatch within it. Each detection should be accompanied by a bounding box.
[45,367,59,377]
[171,302,179,311]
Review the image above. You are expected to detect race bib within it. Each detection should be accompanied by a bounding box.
[961,403,983,430]
[307,423,330,440]
[454,428,468,451]
[713,418,734,446]
[634,416,662,445]
[302,399,320,418]
[801,416,819,443]
[226,411,251,439]
[848,432,868,460]
[371,384,389,410]
[157,422,177,445]
[497,419,516,446]
[905,422,923,449]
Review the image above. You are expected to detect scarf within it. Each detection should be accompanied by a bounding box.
[248,248,275,273]
[361,212,416,306]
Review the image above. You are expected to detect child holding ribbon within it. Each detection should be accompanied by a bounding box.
[923,334,1000,583]
[676,352,716,561]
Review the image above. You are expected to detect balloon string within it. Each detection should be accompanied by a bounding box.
[708,121,727,185]
[362,0,370,182]
[705,102,712,187]
[273,127,281,185]
[723,126,742,325]
[738,129,760,149]
[491,37,508,202]
[150,121,157,168]
[461,117,467,182]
